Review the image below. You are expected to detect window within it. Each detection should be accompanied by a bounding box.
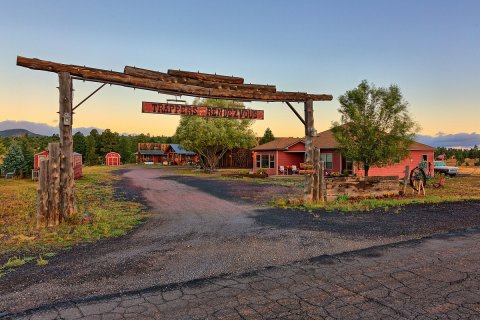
[256,154,275,169]
[321,153,333,170]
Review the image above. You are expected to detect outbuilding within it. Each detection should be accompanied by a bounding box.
[252,128,435,178]
[33,151,83,179]
[105,152,121,166]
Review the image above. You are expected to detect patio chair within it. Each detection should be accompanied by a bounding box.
[279,166,286,175]
[291,165,298,174]
[5,169,16,179]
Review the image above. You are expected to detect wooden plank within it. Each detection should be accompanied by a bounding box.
[17,56,333,102]
[59,72,76,220]
[168,69,244,84]
[300,162,314,169]
[125,66,276,92]
[48,143,61,226]
[299,170,315,174]
[142,102,264,119]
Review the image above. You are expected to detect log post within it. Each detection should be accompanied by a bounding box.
[319,161,325,202]
[313,148,320,202]
[304,99,314,203]
[48,143,61,226]
[36,159,49,227]
[59,72,76,219]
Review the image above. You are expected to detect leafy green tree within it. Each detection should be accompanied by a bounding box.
[2,143,25,175]
[0,140,6,157]
[118,136,134,163]
[73,132,87,155]
[89,129,102,155]
[175,98,257,173]
[259,127,275,145]
[332,80,418,176]
[85,135,98,165]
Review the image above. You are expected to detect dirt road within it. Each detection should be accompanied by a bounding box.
[2,166,480,313]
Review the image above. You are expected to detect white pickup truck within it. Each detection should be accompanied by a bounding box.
[434,161,459,176]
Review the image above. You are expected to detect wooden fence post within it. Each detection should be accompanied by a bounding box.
[48,143,61,226]
[304,99,314,203]
[36,159,49,227]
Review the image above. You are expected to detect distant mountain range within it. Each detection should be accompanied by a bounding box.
[0,120,103,136]
[0,128,44,137]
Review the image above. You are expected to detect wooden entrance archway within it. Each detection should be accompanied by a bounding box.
[17,56,332,223]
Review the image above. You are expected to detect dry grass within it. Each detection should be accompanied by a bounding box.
[0,166,148,256]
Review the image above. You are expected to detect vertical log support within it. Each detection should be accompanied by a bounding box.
[48,143,61,226]
[304,99,314,203]
[37,159,49,227]
[319,161,326,202]
[59,72,76,219]
[313,148,320,202]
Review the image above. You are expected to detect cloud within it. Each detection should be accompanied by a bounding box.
[0,120,103,136]
[416,132,480,148]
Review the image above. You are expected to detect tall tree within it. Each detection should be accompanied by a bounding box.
[73,132,87,155]
[259,127,275,145]
[85,135,98,165]
[19,137,34,177]
[118,136,133,163]
[2,143,25,175]
[175,98,257,173]
[100,129,119,154]
[332,80,418,176]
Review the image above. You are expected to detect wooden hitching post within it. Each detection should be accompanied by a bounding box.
[304,99,314,203]
[59,72,76,219]
[48,143,61,226]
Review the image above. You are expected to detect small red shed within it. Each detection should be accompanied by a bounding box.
[34,151,83,179]
[105,152,121,166]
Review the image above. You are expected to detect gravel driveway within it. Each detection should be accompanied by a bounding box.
[1,166,480,314]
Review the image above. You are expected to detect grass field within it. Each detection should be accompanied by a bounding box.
[174,167,480,211]
[0,166,148,260]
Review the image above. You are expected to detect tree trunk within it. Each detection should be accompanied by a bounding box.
[364,164,370,177]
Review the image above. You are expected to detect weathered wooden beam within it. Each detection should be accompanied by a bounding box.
[285,102,305,125]
[59,72,76,220]
[168,69,244,84]
[17,56,333,102]
[125,66,276,93]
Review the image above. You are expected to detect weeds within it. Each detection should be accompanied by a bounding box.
[36,256,48,266]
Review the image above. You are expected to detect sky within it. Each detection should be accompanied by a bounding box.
[0,1,479,146]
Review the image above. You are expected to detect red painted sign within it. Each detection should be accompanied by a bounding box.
[142,102,264,120]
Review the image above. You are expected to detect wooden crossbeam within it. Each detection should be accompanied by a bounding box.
[125,66,276,93]
[168,69,244,84]
[17,56,333,102]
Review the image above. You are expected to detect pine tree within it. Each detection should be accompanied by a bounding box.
[259,128,275,145]
[85,135,98,165]
[2,143,25,175]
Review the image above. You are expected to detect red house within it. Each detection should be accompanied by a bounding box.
[105,152,121,166]
[252,128,435,177]
[33,151,83,179]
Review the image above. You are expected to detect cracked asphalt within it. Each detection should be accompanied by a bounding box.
[2,167,480,319]
[11,230,480,319]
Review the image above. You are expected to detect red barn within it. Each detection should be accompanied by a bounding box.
[252,128,435,177]
[105,152,121,166]
[33,151,83,179]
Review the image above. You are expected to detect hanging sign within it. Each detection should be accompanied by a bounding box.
[142,102,264,120]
